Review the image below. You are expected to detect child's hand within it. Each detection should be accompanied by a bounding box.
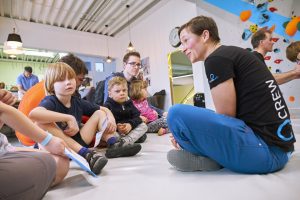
[64,116,79,136]
[117,123,125,134]
[170,134,181,150]
[124,123,132,134]
[140,116,148,123]
[105,118,117,134]
[117,123,132,134]
[0,90,17,106]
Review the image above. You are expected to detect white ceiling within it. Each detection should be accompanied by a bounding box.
[0,0,162,63]
[0,0,161,37]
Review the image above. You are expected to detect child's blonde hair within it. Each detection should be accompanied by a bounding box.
[44,62,76,95]
[129,80,148,100]
[108,76,128,92]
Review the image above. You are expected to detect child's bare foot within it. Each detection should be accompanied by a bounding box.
[157,128,167,136]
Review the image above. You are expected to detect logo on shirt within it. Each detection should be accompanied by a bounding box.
[209,74,218,83]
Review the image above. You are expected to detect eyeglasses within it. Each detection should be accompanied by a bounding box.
[77,76,86,82]
[127,62,142,69]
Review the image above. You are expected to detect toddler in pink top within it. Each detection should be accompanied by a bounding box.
[133,98,158,122]
[130,80,168,135]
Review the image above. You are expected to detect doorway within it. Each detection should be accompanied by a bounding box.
[168,50,194,105]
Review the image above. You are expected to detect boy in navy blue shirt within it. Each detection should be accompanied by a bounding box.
[30,63,141,175]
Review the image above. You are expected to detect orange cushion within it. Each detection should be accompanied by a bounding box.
[15,81,45,146]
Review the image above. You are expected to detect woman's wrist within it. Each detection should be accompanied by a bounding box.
[39,131,53,146]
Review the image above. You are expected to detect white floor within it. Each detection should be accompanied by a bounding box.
[45,127,300,200]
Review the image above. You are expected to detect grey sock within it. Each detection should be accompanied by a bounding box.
[120,136,132,145]
[167,149,222,172]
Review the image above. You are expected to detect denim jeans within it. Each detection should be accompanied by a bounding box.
[167,104,289,174]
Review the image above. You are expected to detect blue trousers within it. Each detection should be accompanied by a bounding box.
[167,104,289,174]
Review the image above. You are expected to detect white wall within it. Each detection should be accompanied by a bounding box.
[76,54,116,85]
[113,0,197,110]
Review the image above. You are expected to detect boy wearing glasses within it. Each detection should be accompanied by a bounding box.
[104,51,142,102]
[251,28,300,84]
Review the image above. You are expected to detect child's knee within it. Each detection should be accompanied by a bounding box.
[93,110,106,119]
[139,123,148,132]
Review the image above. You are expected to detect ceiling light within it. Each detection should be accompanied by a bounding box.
[4,3,24,55]
[3,28,24,55]
[105,24,113,63]
[9,54,17,58]
[127,42,134,52]
[106,56,112,63]
[59,53,68,58]
[3,45,23,55]
[126,5,135,52]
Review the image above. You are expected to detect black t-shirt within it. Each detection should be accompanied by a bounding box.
[39,95,99,130]
[205,45,295,152]
[252,51,266,64]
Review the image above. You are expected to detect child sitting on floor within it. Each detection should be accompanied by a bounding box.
[0,89,69,199]
[29,63,141,175]
[129,80,168,136]
[104,77,148,144]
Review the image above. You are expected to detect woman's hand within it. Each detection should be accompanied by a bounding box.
[43,136,68,157]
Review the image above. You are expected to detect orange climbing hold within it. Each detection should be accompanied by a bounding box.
[285,16,300,36]
[289,96,295,102]
[240,10,251,22]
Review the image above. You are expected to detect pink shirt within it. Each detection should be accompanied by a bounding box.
[132,99,158,122]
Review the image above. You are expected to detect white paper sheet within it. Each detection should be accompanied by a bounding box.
[93,117,108,147]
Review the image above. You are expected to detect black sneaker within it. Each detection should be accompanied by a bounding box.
[85,150,108,175]
[105,139,142,158]
[135,134,147,143]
